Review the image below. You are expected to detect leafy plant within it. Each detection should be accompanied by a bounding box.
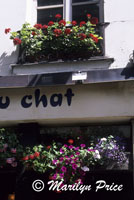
[5,13,102,63]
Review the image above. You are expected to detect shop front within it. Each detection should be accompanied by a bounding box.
[0,75,133,200]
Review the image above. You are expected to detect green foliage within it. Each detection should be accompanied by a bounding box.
[8,15,103,63]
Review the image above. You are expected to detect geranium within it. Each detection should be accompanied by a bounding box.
[55,14,62,19]
[34,24,43,29]
[53,28,62,37]
[90,17,98,24]
[87,13,91,19]
[90,33,98,43]
[42,25,48,29]
[78,33,86,40]
[48,21,54,26]
[7,15,102,62]
[80,21,86,27]
[5,28,11,34]
[72,20,77,26]
[59,20,66,26]
[13,38,22,45]
[65,28,71,35]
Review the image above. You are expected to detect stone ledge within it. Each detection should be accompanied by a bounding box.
[11,57,114,75]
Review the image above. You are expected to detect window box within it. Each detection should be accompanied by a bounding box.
[11,57,113,75]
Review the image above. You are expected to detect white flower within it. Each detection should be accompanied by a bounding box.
[94,150,101,159]
[81,166,90,172]
[101,138,107,141]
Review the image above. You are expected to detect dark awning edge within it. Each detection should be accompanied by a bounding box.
[0,67,134,88]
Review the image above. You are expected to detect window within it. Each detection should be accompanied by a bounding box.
[37,0,103,24]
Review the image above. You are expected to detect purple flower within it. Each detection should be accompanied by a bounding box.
[69,145,73,149]
[52,159,58,165]
[60,173,64,178]
[72,163,77,170]
[64,144,68,148]
[76,152,80,155]
[70,155,74,158]
[60,148,64,153]
[59,157,64,162]
[80,144,86,148]
[53,173,57,180]
[74,147,79,151]
[61,166,67,172]
[88,149,95,152]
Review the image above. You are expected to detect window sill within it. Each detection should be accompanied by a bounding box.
[11,56,114,75]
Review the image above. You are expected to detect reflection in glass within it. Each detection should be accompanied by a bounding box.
[38,0,63,7]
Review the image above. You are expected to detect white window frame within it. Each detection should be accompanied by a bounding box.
[37,0,101,22]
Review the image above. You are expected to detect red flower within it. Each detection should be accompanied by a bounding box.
[22,156,29,161]
[80,21,86,27]
[78,33,87,40]
[47,145,51,149]
[89,33,98,43]
[90,17,98,24]
[65,28,71,35]
[68,139,74,144]
[5,28,11,34]
[42,25,48,29]
[72,21,77,26]
[53,29,62,37]
[34,152,40,157]
[59,20,66,26]
[48,21,54,26]
[55,14,62,19]
[34,24,43,29]
[32,31,36,36]
[29,154,35,160]
[13,38,22,45]
[87,14,91,19]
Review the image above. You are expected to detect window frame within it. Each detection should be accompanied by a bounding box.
[37,0,104,23]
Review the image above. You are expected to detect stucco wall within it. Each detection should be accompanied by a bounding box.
[104,0,134,68]
[0,0,37,76]
[0,0,134,75]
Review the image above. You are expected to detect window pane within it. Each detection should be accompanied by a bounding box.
[38,8,63,24]
[72,4,99,22]
[38,0,63,6]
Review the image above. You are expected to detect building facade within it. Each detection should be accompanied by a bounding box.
[0,0,134,199]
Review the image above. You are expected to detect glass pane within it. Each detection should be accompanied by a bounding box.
[37,8,63,24]
[38,0,63,6]
[72,0,97,2]
[72,4,99,23]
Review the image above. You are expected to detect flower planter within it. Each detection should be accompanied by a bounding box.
[11,57,113,75]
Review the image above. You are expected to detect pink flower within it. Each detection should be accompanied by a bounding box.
[59,173,64,178]
[61,166,67,172]
[68,145,73,149]
[59,157,64,162]
[11,148,16,153]
[52,160,58,164]
[76,151,80,155]
[60,148,64,153]
[80,144,86,148]
[72,163,77,170]
[64,144,68,148]
[74,147,79,151]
